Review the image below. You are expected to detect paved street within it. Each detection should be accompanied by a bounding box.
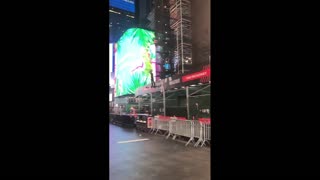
[109,123,210,180]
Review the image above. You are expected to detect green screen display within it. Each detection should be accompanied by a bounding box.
[115,28,156,97]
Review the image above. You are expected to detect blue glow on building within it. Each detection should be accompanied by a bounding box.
[110,0,135,13]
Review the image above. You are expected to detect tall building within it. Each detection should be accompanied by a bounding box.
[146,0,193,77]
[191,0,210,67]
[109,0,136,43]
[135,0,153,29]
[147,0,176,79]
[169,0,193,74]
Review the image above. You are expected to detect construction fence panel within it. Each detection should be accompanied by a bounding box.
[193,120,203,147]
[149,116,158,134]
[154,117,171,135]
[199,118,211,147]
[166,120,177,139]
[149,116,212,148]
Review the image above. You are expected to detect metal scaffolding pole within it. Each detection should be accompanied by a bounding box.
[138,97,141,113]
[189,85,211,96]
[176,29,180,73]
[180,1,184,73]
[170,0,192,74]
[186,86,190,119]
[150,93,153,115]
[162,81,166,116]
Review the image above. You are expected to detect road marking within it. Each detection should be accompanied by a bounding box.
[117,138,150,144]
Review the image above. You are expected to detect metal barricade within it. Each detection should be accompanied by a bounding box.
[149,116,158,134]
[165,117,179,139]
[166,119,194,146]
[149,116,211,148]
[193,120,203,147]
[200,120,211,147]
[166,119,177,139]
[194,118,211,147]
[154,117,170,135]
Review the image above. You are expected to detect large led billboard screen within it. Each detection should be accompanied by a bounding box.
[115,28,156,97]
[109,43,115,87]
[110,0,135,13]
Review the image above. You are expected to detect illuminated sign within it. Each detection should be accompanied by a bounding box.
[115,28,156,97]
[110,0,135,13]
[182,69,211,83]
[109,43,115,86]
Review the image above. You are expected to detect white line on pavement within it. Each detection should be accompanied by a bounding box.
[117,138,150,144]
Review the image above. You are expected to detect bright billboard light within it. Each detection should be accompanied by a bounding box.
[109,0,135,13]
[109,43,113,86]
[115,28,156,97]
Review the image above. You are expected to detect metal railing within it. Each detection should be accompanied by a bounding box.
[148,116,211,147]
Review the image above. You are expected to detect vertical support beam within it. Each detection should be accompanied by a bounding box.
[150,93,153,115]
[208,0,211,67]
[162,81,166,116]
[186,86,190,119]
[176,29,179,74]
[209,0,211,67]
[180,0,184,74]
[138,97,141,113]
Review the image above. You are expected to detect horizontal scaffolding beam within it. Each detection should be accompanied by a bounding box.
[189,85,211,96]
[189,94,211,98]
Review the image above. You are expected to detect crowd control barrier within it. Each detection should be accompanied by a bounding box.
[194,118,211,147]
[199,118,211,147]
[154,116,170,135]
[110,113,211,148]
[149,116,211,148]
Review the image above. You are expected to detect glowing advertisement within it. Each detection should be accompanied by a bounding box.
[115,28,156,97]
[109,43,114,86]
[109,0,135,13]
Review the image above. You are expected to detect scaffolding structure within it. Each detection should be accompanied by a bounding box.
[134,82,211,119]
[153,0,176,78]
[169,0,192,74]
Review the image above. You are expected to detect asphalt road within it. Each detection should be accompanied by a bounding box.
[109,123,210,180]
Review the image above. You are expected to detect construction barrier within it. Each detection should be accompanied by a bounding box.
[201,118,211,147]
[147,117,152,128]
[166,119,176,139]
[150,116,211,148]
[109,113,211,148]
[149,116,158,134]
[149,115,171,135]
[166,120,194,146]
[194,118,211,147]
[154,117,170,135]
[193,120,202,146]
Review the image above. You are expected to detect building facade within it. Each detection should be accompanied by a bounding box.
[191,0,210,67]
[109,0,136,43]
[135,0,153,29]
[146,0,177,79]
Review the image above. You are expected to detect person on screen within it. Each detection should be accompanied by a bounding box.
[150,70,155,88]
